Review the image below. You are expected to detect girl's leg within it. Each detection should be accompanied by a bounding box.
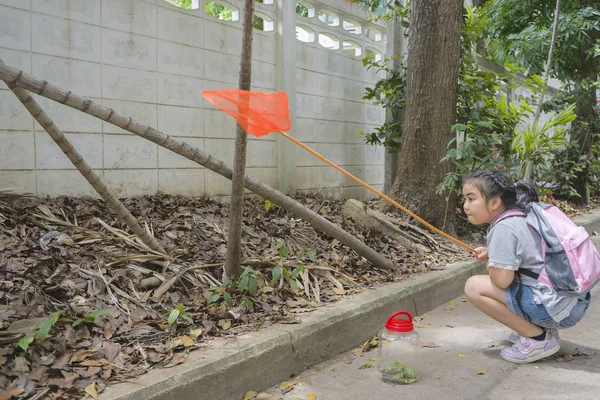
[464,275,543,337]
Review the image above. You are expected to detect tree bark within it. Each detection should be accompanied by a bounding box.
[385,0,463,235]
[225,0,254,278]
[0,63,396,270]
[0,60,166,255]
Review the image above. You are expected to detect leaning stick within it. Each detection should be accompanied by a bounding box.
[1,60,166,255]
[0,63,396,270]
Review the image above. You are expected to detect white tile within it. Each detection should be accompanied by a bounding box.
[104,169,158,197]
[0,7,31,51]
[157,73,204,107]
[158,137,203,168]
[157,40,203,78]
[203,50,238,84]
[0,91,33,131]
[0,49,31,90]
[102,28,157,71]
[0,1,30,10]
[246,140,277,168]
[32,54,102,98]
[158,168,204,196]
[35,132,102,169]
[102,99,157,134]
[0,170,35,194]
[31,0,100,25]
[103,134,158,169]
[203,108,236,139]
[0,131,35,169]
[102,0,157,37]
[36,169,100,197]
[33,95,103,133]
[157,6,203,48]
[102,65,156,102]
[158,105,203,137]
[32,14,101,62]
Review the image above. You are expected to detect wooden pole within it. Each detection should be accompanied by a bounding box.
[0,64,397,270]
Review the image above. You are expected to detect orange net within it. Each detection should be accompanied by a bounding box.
[202,89,291,137]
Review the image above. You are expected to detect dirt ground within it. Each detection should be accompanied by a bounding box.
[0,191,593,399]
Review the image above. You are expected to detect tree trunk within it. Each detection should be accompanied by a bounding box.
[224,0,254,278]
[0,63,396,270]
[385,0,463,235]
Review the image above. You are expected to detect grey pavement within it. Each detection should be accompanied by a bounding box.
[101,210,600,400]
[265,239,600,400]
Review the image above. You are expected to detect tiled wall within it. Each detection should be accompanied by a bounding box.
[0,0,386,199]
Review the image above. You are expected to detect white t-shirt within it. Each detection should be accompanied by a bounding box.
[487,214,579,322]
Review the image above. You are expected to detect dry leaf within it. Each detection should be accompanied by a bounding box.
[476,369,488,375]
[446,324,454,328]
[358,364,373,369]
[190,328,203,341]
[70,349,98,364]
[80,360,104,367]
[534,366,540,369]
[458,354,466,358]
[0,355,5,366]
[448,300,456,305]
[104,342,120,363]
[243,391,258,400]
[84,366,102,377]
[0,388,25,400]
[424,323,430,328]
[414,316,422,323]
[85,383,98,399]
[306,395,317,399]
[332,288,345,295]
[280,381,296,391]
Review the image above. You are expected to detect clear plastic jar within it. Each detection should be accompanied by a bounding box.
[378,311,421,385]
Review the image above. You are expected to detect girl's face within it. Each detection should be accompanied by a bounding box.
[462,182,503,225]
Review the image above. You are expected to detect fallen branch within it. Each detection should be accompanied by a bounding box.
[0,63,396,271]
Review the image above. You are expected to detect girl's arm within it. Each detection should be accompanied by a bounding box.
[488,268,515,289]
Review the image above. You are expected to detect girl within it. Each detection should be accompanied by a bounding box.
[462,169,591,363]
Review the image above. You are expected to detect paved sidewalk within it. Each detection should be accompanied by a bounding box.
[265,239,600,400]
[101,211,600,400]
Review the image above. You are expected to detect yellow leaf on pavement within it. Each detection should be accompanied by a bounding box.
[243,390,257,400]
[449,300,456,305]
[358,364,373,369]
[458,354,466,358]
[85,383,98,399]
[476,369,488,375]
[280,381,296,391]
[534,366,540,369]
[306,395,317,399]
[424,323,430,328]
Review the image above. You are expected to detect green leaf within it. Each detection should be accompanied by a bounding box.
[72,319,83,328]
[272,266,283,282]
[181,313,193,323]
[307,251,316,262]
[238,276,249,292]
[223,292,233,308]
[168,308,181,326]
[208,292,221,305]
[264,199,271,212]
[17,334,34,352]
[87,309,109,322]
[248,277,258,296]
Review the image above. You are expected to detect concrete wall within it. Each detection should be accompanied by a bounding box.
[0,0,387,200]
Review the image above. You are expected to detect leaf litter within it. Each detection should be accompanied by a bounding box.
[0,191,470,399]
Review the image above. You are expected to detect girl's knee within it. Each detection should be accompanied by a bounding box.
[464,275,484,300]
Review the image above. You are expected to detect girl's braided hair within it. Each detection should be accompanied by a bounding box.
[464,169,539,211]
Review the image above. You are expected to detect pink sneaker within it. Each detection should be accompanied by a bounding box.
[501,330,560,364]
[508,329,560,344]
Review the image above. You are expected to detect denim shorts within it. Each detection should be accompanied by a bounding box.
[504,280,591,329]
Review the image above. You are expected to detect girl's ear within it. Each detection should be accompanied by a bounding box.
[489,196,503,211]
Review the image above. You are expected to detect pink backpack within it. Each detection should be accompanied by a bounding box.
[494,203,600,296]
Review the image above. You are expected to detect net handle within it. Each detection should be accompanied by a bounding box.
[277,131,476,254]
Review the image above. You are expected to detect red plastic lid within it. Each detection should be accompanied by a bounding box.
[385,311,414,332]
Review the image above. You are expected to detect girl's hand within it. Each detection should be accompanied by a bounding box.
[472,247,488,261]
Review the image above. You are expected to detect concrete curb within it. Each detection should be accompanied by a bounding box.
[101,208,600,400]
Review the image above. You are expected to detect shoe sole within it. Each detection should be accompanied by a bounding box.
[500,344,560,364]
